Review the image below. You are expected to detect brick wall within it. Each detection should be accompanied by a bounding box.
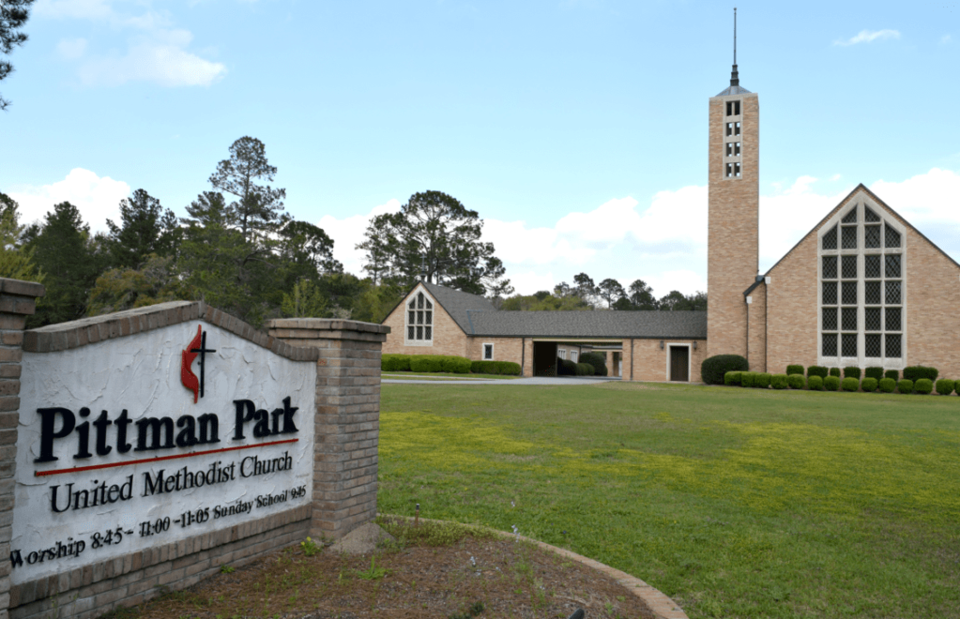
[707,92,760,360]
[624,338,707,382]
[0,279,44,619]
[382,285,469,357]
[746,283,768,372]
[266,319,389,538]
[467,337,525,367]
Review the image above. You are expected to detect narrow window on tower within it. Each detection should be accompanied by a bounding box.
[725,100,741,116]
[734,142,741,156]
[734,162,742,177]
[726,123,733,137]
[734,122,741,136]
[726,143,733,157]
[726,163,733,178]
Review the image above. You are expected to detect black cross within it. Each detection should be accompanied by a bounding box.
[190,331,217,399]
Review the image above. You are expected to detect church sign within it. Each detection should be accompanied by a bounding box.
[11,320,316,584]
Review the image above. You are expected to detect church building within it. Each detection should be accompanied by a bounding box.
[381,34,960,381]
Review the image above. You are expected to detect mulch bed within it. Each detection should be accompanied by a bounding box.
[116,521,658,619]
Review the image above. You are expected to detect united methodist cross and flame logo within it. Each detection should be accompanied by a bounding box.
[181,326,216,403]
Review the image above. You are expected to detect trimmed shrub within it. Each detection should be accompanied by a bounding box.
[807,366,828,379]
[904,366,939,383]
[786,365,804,376]
[861,377,878,393]
[914,378,934,395]
[497,361,522,376]
[701,354,750,385]
[741,372,757,388]
[580,352,608,377]
[410,355,443,373]
[755,373,772,388]
[381,354,412,372]
[787,374,805,390]
[575,362,594,376]
[824,376,840,391]
[878,378,896,393]
[935,379,955,396]
[884,369,899,381]
[440,356,472,374]
[843,367,861,380]
[724,371,742,386]
[771,374,789,389]
[897,379,914,394]
[829,368,841,378]
[865,367,884,382]
[841,377,859,392]
[557,358,577,376]
[808,375,824,391]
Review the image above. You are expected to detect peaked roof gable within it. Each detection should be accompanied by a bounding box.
[383,281,496,335]
[748,183,960,295]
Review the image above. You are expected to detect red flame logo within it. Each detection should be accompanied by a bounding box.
[181,325,202,403]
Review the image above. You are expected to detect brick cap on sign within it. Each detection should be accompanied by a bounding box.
[266,318,390,342]
[22,301,320,362]
[0,277,45,300]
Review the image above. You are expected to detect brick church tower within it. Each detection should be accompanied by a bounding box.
[707,9,759,359]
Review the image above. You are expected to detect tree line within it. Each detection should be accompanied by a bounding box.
[1,137,408,328]
[501,273,706,312]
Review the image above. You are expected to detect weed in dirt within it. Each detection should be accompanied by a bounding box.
[219,565,234,574]
[356,556,389,580]
[301,536,324,556]
[448,600,485,619]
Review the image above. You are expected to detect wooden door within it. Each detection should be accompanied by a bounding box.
[669,346,689,382]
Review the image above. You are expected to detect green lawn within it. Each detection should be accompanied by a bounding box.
[377,382,960,619]
[381,372,519,381]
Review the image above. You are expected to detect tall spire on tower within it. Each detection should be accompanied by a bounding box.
[730,7,740,87]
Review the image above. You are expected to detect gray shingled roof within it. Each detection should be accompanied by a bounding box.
[420,282,706,339]
[467,309,706,339]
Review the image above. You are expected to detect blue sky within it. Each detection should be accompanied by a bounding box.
[3,0,959,297]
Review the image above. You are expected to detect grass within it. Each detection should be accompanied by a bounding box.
[382,372,519,380]
[378,381,960,619]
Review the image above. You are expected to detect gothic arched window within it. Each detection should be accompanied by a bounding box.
[405,291,433,344]
[819,197,904,368]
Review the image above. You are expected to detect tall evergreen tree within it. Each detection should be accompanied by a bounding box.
[208,137,286,242]
[105,188,180,270]
[27,202,102,325]
[0,192,42,282]
[0,0,35,110]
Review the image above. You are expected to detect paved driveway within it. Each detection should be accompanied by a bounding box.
[381,376,622,386]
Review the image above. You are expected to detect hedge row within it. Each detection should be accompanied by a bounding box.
[796,365,939,383]
[725,371,958,395]
[381,354,520,375]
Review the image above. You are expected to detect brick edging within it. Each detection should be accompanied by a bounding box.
[22,302,318,362]
[381,515,688,619]
[10,504,311,609]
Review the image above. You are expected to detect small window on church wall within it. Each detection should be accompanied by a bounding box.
[822,226,838,250]
[841,255,857,279]
[841,226,857,249]
[822,256,837,279]
[822,307,837,330]
[483,344,493,360]
[886,334,902,357]
[734,162,741,177]
[822,334,837,356]
[885,226,901,248]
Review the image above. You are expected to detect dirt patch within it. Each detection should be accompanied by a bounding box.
[106,518,657,619]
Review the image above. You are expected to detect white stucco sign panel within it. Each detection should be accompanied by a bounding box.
[11,322,316,584]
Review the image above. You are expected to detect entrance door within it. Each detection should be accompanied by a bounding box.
[669,346,689,382]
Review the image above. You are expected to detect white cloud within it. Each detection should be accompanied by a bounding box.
[7,169,130,231]
[77,30,227,87]
[40,0,225,87]
[834,29,901,46]
[56,37,88,60]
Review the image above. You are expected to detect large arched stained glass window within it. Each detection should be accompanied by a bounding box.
[819,198,904,368]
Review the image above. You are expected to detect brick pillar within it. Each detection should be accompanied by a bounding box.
[266,319,390,539]
[0,278,44,619]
